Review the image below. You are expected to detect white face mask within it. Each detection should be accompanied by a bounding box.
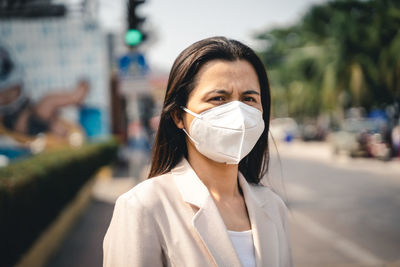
[181,101,265,164]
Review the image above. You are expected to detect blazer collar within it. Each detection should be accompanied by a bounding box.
[172,158,280,267]
[238,173,280,267]
[172,159,241,266]
[171,158,210,208]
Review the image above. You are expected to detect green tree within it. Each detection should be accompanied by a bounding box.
[256,0,400,118]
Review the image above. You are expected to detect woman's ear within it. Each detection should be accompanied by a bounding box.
[171,109,185,129]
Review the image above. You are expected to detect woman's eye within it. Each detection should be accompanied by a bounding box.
[209,96,225,102]
[243,96,256,102]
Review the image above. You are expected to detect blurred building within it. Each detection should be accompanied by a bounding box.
[0,0,112,163]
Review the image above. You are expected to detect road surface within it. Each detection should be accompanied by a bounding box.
[272,142,400,267]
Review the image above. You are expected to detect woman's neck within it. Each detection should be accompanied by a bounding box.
[187,146,240,200]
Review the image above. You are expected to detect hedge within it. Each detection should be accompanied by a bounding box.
[0,139,118,267]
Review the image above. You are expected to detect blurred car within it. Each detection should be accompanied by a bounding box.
[368,132,391,161]
[300,122,326,141]
[329,118,390,159]
[270,117,300,142]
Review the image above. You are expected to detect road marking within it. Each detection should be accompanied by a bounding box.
[292,211,384,266]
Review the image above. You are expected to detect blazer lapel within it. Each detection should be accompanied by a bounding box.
[239,173,280,267]
[172,159,242,267]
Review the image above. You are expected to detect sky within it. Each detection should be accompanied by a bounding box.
[98,0,330,71]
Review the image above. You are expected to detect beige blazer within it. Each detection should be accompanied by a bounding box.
[103,159,292,267]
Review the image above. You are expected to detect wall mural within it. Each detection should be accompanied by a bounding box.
[0,18,110,163]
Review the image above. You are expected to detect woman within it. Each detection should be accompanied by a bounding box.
[103,37,292,267]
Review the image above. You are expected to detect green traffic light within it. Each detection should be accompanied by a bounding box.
[125,29,142,46]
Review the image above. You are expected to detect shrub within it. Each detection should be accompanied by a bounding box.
[0,139,118,267]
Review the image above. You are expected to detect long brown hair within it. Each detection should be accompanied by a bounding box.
[147,36,271,184]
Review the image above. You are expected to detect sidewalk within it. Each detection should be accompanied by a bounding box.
[46,166,142,267]
[46,200,115,267]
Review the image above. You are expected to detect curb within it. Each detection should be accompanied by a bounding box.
[15,170,103,267]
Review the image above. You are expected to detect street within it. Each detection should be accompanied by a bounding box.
[272,142,400,267]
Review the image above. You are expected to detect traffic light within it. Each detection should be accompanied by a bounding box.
[126,0,146,47]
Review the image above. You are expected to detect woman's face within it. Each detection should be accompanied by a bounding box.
[178,59,262,130]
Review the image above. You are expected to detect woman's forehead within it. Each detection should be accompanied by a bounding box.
[191,60,260,95]
[196,59,256,77]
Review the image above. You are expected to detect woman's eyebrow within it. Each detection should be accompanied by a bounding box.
[204,89,231,96]
[242,90,260,95]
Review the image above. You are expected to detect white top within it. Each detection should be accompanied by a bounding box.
[227,230,256,267]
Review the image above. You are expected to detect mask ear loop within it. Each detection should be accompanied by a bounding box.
[180,106,202,118]
[181,128,199,145]
[180,106,200,145]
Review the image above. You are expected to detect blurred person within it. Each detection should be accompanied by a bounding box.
[127,121,151,180]
[104,37,292,267]
[148,115,160,147]
[392,123,400,157]
[0,45,90,138]
[0,80,90,137]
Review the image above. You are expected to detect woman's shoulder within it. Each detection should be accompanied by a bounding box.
[247,182,290,228]
[116,172,176,209]
[248,182,288,211]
